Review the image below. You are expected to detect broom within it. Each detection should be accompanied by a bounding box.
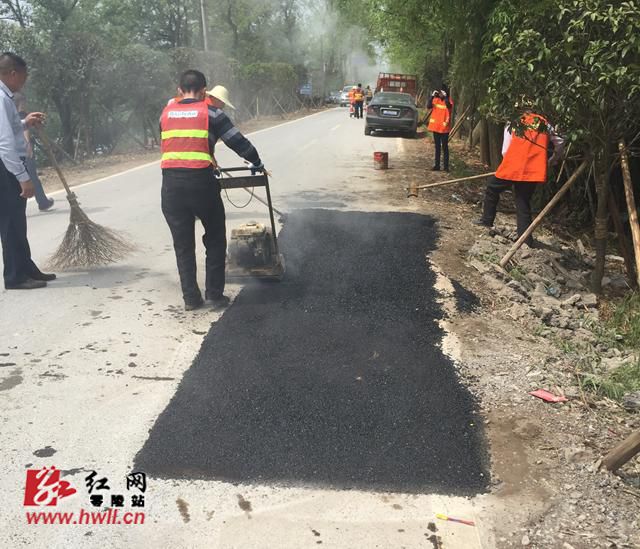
[35,128,135,270]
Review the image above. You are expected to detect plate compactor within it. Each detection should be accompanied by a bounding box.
[219,167,285,281]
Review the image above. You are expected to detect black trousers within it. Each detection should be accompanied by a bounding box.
[161,169,226,303]
[354,101,364,119]
[0,161,40,287]
[481,176,537,244]
[433,132,449,170]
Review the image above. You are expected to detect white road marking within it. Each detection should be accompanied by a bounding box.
[330,124,341,131]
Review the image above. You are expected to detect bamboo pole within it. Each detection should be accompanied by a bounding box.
[448,105,470,139]
[499,158,590,267]
[408,171,495,195]
[608,189,636,287]
[618,139,640,288]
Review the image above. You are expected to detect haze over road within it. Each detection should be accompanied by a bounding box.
[1,108,490,548]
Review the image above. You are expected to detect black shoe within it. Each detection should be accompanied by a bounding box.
[6,278,47,290]
[472,219,493,227]
[30,271,56,282]
[38,198,55,212]
[431,166,440,171]
[184,297,204,311]
[207,295,230,311]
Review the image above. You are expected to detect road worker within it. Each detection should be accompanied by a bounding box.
[427,85,453,171]
[474,111,564,246]
[354,83,365,119]
[348,86,357,118]
[160,69,264,310]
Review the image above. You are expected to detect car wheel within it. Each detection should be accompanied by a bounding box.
[364,126,372,136]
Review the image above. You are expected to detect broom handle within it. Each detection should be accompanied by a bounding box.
[34,128,74,198]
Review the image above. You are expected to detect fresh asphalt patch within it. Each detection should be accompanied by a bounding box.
[135,209,489,495]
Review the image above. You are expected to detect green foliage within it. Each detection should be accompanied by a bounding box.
[606,292,640,349]
[0,0,362,155]
[483,0,640,151]
[580,360,640,400]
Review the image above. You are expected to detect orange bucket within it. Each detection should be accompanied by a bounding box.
[373,151,388,170]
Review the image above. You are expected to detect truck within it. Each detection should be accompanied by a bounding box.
[375,73,417,97]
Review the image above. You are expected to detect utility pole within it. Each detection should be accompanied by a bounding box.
[200,0,209,52]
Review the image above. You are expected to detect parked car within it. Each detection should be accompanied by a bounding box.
[364,92,418,137]
[340,85,355,107]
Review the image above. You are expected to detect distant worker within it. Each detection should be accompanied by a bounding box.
[474,111,564,246]
[206,85,235,111]
[365,85,373,105]
[0,52,55,290]
[160,70,264,310]
[14,93,54,212]
[348,86,357,118]
[427,85,453,171]
[354,83,365,119]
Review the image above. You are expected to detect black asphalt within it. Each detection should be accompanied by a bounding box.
[135,210,488,495]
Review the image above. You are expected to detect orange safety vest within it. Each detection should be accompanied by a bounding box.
[160,100,213,169]
[354,89,364,101]
[427,97,453,134]
[348,88,356,104]
[495,113,549,183]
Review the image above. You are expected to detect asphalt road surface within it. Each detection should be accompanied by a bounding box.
[1,107,490,548]
[136,209,488,494]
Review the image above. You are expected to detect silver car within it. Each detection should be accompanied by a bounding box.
[365,92,418,137]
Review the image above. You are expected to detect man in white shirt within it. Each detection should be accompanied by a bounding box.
[0,52,55,289]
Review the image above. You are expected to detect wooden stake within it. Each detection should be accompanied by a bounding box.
[608,189,636,287]
[410,171,495,192]
[499,159,590,268]
[601,430,640,472]
[619,139,640,288]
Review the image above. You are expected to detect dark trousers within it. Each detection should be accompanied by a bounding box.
[433,132,449,170]
[355,101,364,119]
[0,162,39,287]
[161,169,226,303]
[481,176,537,244]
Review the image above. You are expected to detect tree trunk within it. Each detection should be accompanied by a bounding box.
[479,119,490,166]
[592,157,610,293]
[488,121,503,169]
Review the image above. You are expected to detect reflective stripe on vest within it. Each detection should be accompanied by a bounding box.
[495,113,549,183]
[427,97,453,134]
[160,100,212,169]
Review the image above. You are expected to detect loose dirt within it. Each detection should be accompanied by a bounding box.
[375,132,640,548]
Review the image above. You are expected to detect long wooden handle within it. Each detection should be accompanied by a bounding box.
[34,128,73,197]
[412,171,496,191]
[619,139,640,288]
[499,158,590,267]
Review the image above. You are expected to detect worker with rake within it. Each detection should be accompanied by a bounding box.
[0,52,56,290]
[160,69,264,311]
[474,110,564,246]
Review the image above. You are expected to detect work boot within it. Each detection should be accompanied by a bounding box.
[472,219,493,227]
[30,271,56,282]
[431,165,440,171]
[38,198,55,212]
[207,294,230,311]
[6,278,47,290]
[184,297,204,311]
